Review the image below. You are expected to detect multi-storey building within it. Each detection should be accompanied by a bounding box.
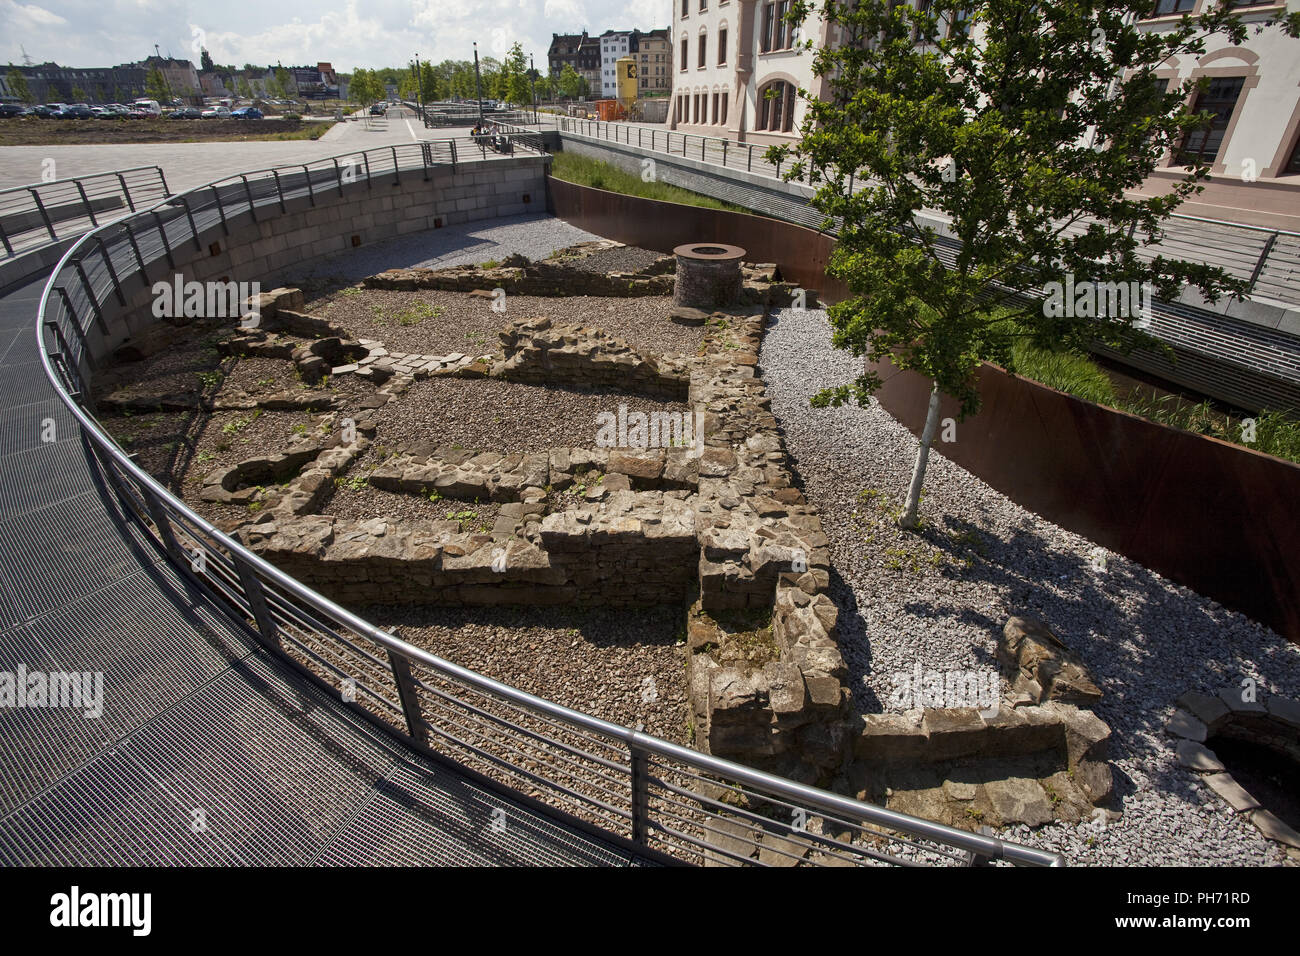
[548,31,602,95]
[635,28,673,97]
[669,0,826,145]
[141,56,201,102]
[0,62,146,103]
[600,30,634,97]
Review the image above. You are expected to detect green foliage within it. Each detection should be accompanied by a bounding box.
[6,64,32,104]
[784,0,1299,422]
[144,68,169,103]
[395,302,442,326]
[549,153,756,214]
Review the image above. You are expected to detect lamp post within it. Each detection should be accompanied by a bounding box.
[412,53,422,124]
[529,54,538,124]
[473,42,484,128]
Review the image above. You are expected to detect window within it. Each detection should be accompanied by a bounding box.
[681,0,688,16]
[762,1,793,53]
[700,0,707,10]
[1285,135,1300,175]
[681,37,688,69]
[1144,0,1195,17]
[756,80,795,132]
[699,30,708,68]
[947,7,971,37]
[721,91,728,124]
[1176,76,1244,165]
[712,91,719,122]
[718,28,728,65]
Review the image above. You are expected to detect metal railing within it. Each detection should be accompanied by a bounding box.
[551,115,1300,309]
[0,165,169,260]
[34,143,1063,868]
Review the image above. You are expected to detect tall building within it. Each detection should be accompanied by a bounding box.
[548,31,602,95]
[599,30,634,97]
[635,28,673,98]
[141,56,201,102]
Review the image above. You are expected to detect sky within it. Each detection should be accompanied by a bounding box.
[0,0,671,71]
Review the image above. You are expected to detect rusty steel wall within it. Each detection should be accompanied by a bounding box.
[549,175,1300,643]
[548,176,850,302]
[870,356,1300,644]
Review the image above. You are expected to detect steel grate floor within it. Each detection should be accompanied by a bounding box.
[0,273,646,867]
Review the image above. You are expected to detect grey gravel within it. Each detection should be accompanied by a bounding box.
[557,245,666,275]
[760,305,1300,867]
[286,213,604,285]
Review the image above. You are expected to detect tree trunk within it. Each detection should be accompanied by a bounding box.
[899,380,942,531]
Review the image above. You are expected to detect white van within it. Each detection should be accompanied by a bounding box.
[132,99,162,116]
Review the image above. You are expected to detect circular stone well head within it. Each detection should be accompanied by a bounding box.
[673,242,746,310]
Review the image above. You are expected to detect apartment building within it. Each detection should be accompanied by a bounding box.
[548,32,602,95]
[600,30,634,97]
[636,28,674,97]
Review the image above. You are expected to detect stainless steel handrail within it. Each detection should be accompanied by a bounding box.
[34,139,1064,868]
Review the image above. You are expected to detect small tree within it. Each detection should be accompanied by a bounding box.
[420,60,438,102]
[7,64,33,104]
[144,68,169,103]
[502,42,531,107]
[200,48,214,72]
[774,0,1300,529]
[558,63,582,100]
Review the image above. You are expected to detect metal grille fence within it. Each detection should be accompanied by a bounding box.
[0,165,169,260]
[34,140,1063,868]
[552,116,1300,309]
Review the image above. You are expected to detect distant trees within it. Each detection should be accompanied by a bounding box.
[6,64,33,103]
[558,63,582,100]
[501,42,531,106]
[200,48,214,72]
[144,68,169,103]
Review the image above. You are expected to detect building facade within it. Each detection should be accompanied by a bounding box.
[635,28,673,97]
[0,62,146,103]
[548,32,602,96]
[600,30,633,97]
[669,0,828,145]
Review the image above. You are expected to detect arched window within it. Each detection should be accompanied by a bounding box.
[717,24,729,65]
[720,87,729,125]
[698,28,708,68]
[756,80,796,132]
[681,36,688,70]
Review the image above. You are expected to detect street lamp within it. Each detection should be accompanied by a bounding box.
[473,42,484,128]
[529,54,538,124]
[412,52,422,124]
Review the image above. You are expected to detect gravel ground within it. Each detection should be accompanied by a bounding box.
[760,305,1300,867]
[556,245,666,275]
[308,289,702,358]
[375,376,691,454]
[367,604,690,746]
[284,213,604,286]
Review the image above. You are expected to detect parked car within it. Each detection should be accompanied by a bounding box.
[0,103,28,118]
[200,106,231,119]
[59,104,94,118]
[28,104,59,117]
[369,102,386,115]
[168,107,201,119]
[131,98,162,116]
[230,107,263,119]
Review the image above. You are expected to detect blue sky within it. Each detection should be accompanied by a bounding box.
[1,0,670,70]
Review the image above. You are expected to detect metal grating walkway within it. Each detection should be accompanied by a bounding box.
[0,275,651,866]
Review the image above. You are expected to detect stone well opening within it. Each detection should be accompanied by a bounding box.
[1205,714,1300,832]
[673,242,747,311]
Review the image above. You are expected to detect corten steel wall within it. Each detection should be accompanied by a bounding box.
[547,176,850,302]
[871,356,1300,643]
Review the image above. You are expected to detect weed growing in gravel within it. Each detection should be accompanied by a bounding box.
[256,376,276,388]
[292,424,308,436]
[480,259,501,269]
[197,370,224,389]
[341,287,363,297]
[335,472,369,492]
[222,415,252,436]
[395,302,442,326]
[196,451,214,464]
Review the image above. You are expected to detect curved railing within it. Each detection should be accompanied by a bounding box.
[34,140,1063,867]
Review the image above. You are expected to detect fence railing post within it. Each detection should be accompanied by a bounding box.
[0,220,12,257]
[630,732,648,845]
[30,188,58,242]
[116,172,136,212]
[303,164,316,205]
[211,184,229,235]
[231,554,280,648]
[387,646,429,744]
[271,170,287,212]
[748,144,753,172]
[241,175,257,222]
[1247,231,1280,294]
[179,196,201,249]
[152,210,175,269]
[391,145,401,184]
[73,180,99,227]
[73,260,108,336]
[123,221,148,281]
[95,237,126,306]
